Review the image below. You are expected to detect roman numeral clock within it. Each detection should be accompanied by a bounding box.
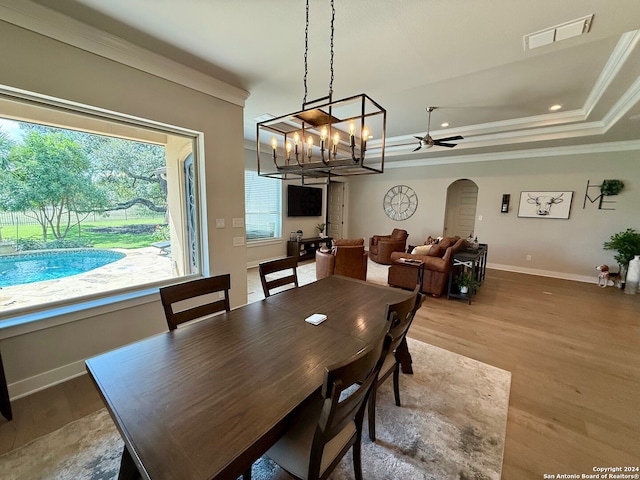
[383,185,418,221]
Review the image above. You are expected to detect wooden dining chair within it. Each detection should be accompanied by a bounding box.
[159,274,231,331]
[368,285,423,441]
[260,331,392,480]
[258,256,299,298]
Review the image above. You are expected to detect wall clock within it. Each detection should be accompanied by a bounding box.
[383,185,418,221]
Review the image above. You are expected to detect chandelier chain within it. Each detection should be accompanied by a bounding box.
[303,0,309,107]
[329,0,334,98]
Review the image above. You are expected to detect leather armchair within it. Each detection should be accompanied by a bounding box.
[316,238,368,281]
[369,229,409,265]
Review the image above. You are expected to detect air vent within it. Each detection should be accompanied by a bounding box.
[524,14,593,50]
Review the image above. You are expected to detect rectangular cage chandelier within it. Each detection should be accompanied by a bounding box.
[256,0,386,184]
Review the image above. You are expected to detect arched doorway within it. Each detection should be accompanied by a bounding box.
[443,179,478,238]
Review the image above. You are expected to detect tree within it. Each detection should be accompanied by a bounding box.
[86,137,167,213]
[0,131,108,240]
[0,127,13,169]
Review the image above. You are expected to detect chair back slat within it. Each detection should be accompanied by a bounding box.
[160,274,231,331]
[259,256,299,297]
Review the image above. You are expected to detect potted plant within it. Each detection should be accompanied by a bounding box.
[600,179,624,196]
[316,223,326,237]
[456,269,479,295]
[603,228,640,285]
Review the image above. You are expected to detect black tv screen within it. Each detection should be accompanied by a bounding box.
[287,185,323,217]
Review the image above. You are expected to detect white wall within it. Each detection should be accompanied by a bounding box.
[347,150,640,281]
[0,20,247,397]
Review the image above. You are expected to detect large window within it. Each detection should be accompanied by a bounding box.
[0,89,201,319]
[244,170,281,242]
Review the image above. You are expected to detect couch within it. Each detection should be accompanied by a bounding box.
[387,236,465,297]
[316,238,368,281]
[368,229,409,265]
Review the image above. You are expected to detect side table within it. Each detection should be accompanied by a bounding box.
[447,244,488,304]
[392,258,425,291]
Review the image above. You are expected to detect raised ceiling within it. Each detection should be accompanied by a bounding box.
[14,0,640,164]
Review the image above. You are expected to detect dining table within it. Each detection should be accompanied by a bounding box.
[85,275,414,480]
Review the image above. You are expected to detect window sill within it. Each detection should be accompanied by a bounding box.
[0,281,180,340]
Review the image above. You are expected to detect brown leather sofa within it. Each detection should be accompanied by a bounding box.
[387,236,465,297]
[316,238,368,281]
[368,229,409,265]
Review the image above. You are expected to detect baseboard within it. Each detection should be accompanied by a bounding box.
[8,359,87,400]
[488,263,597,284]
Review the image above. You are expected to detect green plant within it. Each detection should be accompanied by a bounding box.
[603,228,640,267]
[600,179,624,196]
[316,223,325,233]
[456,269,479,290]
[152,224,170,242]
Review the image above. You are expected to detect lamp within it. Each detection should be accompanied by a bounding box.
[257,0,386,184]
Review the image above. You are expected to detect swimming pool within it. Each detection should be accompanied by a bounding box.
[0,249,126,287]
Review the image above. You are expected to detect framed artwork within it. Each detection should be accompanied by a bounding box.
[518,191,573,219]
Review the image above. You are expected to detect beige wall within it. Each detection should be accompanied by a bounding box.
[348,150,639,281]
[0,21,247,397]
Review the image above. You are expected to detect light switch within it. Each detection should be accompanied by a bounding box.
[232,218,244,228]
[233,236,245,246]
[215,218,225,228]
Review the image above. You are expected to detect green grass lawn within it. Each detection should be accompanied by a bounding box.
[1,217,166,249]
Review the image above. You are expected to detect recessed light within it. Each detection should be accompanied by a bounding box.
[549,104,563,111]
[440,122,449,128]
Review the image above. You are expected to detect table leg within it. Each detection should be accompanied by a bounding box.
[396,337,413,374]
[0,352,12,421]
[118,446,142,480]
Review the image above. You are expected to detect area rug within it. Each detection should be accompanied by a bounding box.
[0,338,511,480]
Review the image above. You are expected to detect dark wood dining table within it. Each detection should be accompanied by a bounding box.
[85,275,413,480]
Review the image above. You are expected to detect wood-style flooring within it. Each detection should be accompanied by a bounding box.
[0,269,638,479]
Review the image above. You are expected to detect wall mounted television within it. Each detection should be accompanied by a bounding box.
[287,184,323,217]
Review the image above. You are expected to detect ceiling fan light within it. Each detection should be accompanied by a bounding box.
[549,104,563,111]
[441,122,450,128]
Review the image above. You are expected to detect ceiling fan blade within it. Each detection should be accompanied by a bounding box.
[414,135,426,141]
[436,135,463,142]
[433,142,457,148]
[412,145,422,152]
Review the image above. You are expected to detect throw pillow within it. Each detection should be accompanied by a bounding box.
[411,245,433,255]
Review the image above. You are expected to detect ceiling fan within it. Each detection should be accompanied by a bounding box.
[414,107,463,151]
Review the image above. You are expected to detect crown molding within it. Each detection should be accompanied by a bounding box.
[0,0,249,107]
[385,140,640,169]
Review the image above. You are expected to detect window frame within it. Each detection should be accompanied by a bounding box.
[0,85,206,328]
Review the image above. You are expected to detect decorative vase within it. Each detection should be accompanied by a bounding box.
[624,255,640,295]
[460,286,469,294]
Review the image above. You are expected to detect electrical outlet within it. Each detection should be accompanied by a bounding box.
[232,218,244,228]
[215,218,225,228]
[233,236,245,246]
[526,255,532,261]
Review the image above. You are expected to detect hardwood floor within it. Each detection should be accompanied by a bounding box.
[0,269,638,479]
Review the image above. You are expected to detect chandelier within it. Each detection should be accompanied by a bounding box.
[256,0,386,183]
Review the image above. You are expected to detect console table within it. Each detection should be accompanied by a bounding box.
[287,236,332,261]
[447,243,488,304]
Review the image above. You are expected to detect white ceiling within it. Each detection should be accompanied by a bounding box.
[25,0,640,164]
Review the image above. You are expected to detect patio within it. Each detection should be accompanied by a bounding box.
[0,247,174,314]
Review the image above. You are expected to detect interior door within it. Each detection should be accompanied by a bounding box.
[444,179,478,238]
[327,181,344,240]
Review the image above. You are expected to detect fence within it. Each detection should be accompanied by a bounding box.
[0,208,162,240]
